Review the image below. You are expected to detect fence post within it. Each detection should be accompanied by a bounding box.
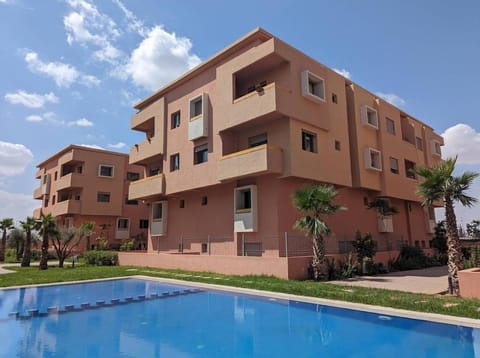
[284,232,288,258]
[180,236,184,254]
[207,235,211,256]
[242,233,245,256]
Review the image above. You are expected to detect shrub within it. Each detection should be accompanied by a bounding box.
[464,246,480,269]
[119,239,135,251]
[338,252,356,279]
[391,245,441,271]
[83,250,118,266]
[352,231,377,274]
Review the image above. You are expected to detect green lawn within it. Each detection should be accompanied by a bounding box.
[1,265,479,320]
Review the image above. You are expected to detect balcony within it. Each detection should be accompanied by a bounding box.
[56,172,83,191]
[218,144,283,181]
[33,186,43,199]
[35,169,43,179]
[128,174,165,200]
[219,83,292,132]
[129,137,163,165]
[51,200,81,216]
[33,208,42,219]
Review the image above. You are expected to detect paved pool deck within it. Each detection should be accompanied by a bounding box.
[329,266,449,294]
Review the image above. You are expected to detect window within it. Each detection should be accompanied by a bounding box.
[152,202,163,221]
[171,111,181,129]
[248,133,268,148]
[77,166,83,174]
[301,130,317,153]
[64,217,74,228]
[416,137,424,151]
[404,160,416,179]
[235,187,252,213]
[201,243,208,253]
[201,196,208,206]
[301,70,325,102]
[52,195,56,205]
[98,165,114,177]
[179,199,185,208]
[365,148,382,171]
[54,171,58,181]
[97,192,111,202]
[386,118,396,135]
[125,196,138,205]
[332,93,338,103]
[117,218,129,230]
[43,174,48,184]
[150,167,161,176]
[170,153,180,171]
[363,197,369,206]
[190,96,203,119]
[361,105,379,129]
[75,194,81,200]
[431,140,442,156]
[194,144,208,165]
[44,197,49,207]
[127,172,140,181]
[139,219,149,229]
[335,140,341,151]
[389,157,399,174]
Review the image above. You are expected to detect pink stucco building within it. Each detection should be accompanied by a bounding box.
[33,145,150,250]
[117,28,443,278]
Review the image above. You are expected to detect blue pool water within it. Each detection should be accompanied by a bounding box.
[0,278,478,357]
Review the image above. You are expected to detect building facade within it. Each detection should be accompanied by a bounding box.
[120,28,443,278]
[33,145,150,250]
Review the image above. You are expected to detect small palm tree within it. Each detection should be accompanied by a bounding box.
[0,218,14,262]
[80,221,95,251]
[37,214,58,270]
[414,156,479,295]
[294,184,346,281]
[20,217,37,267]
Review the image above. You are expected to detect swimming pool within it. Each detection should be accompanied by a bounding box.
[0,277,478,357]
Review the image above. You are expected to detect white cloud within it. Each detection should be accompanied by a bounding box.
[0,190,38,223]
[0,141,33,176]
[4,90,59,108]
[441,123,480,164]
[80,74,101,87]
[78,143,104,149]
[25,51,80,87]
[24,112,64,124]
[333,68,351,79]
[112,0,148,36]
[117,26,201,91]
[375,92,406,107]
[25,115,44,122]
[108,142,126,149]
[68,118,93,127]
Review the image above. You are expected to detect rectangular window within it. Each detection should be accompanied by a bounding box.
[201,196,208,206]
[361,105,379,129]
[98,165,114,177]
[117,218,129,230]
[194,144,208,165]
[54,171,58,181]
[431,140,442,156]
[386,118,396,135]
[77,166,83,174]
[389,157,399,174]
[248,133,268,148]
[52,195,56,205]
[152,202,163,221]
[44,197,49,207]
[332,93,338,103]
[201,243,208,253]
[301,70,325,102]
[301,130,317,153]
[170,153,180,172]
[179,199,185,208]
[127,172,140,181]
[235,187,252,213]
[190,96,203,118]
[139,219,149,229]
[150,167,161,176]
[171,111,181,129]
[97,192,111,202]
[365,148,382,171]
[416,137,424,151]
[405,160,416,179]
[335,140,341,151]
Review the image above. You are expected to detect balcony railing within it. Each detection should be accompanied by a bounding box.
[128,173,165,200]
[33,186,43,199]
[51,199,81,216]
[218,144,283,181]
[56,172,83,191]
[129,137,163,165]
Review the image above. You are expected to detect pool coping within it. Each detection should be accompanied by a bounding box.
[1,275,479,329]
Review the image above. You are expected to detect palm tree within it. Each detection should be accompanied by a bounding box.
[414,156,479,295]
[53,227,84,268]
[20,217,37,267]
[37,214,58,270]
[0,218,14,262]
[80,221,95,251]
[294,184,346,281]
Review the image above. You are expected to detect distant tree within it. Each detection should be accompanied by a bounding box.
[7,228,25,261]
[37,214,58,270]
[432,221,448,255]
[414,156,479,295]
[294,184,346,281]
[80,221,95,250]
[352,231,377,272]
[367,198,399,218]
[466,220,480,238]
[53,227,84,268]
[20,217,37,267]
[0,218,14,262]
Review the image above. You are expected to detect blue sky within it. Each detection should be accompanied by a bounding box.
[1,0,480,226]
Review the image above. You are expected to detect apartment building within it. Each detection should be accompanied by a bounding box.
[119,28,443,278]
[33,145,150,250]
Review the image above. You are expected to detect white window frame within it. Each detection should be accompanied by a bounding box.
[431,140,442,156]
[116,218,130,231]
[98,164,115,178]
[235,187,253,213]
[301,70,326,103]
[386,117,396,135]
[189,93,206,120]
[364,147,382,171]
[361,105,379,129]
[152,201,163,222]
[389,157,399,174]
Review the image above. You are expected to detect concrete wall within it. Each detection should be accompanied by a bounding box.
[458,268,480,299]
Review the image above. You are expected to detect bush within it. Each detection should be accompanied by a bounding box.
[391,245,441,271]
[464,246,480,269]
[83,250,118,266]
[119,239,135,251]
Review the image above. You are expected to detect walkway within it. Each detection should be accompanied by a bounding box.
[329,266,448,294]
